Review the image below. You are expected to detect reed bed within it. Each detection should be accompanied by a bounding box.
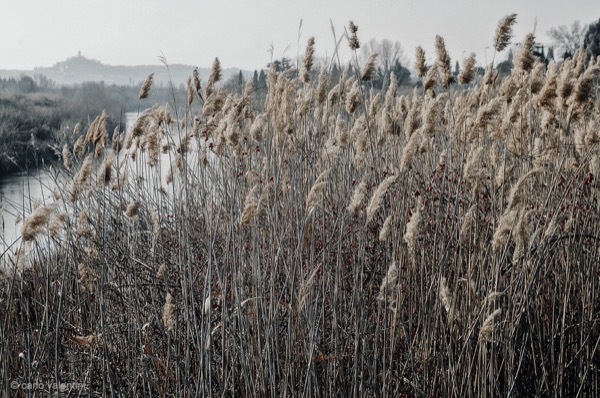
[2,16,600,397]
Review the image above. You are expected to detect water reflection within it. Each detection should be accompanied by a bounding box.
[0,169,58,254]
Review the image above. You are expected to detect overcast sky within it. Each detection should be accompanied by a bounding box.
[1,0,599,72]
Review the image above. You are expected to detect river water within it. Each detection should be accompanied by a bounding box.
[0,112,139,255]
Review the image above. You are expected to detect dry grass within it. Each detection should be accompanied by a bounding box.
[2,15,600,397]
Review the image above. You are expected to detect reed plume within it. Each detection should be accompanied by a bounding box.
[457,53,477,84]
[73,136,85,157]
[187,76,194,106]
[301,37,316,83]
[475,96,506,132]
[379,215,393,241]
[97,154,114,186]
[404,201,422,253]
[536,60,558,110]
[366,175,398,223]
[507,168,542,210]
[348,181,368,215]
[111,127,121,153]
[306,170,329,213]
[415,46,428,78]
[492,209,518,252]
[125,200,140,219]
[250,113,266,142]
[463,146,484,182]
[421,95,445,139]
[150,209,161,239]
[377,261,399,304]
[316,68,329,105]
[70,154,93,202]
[513,33,536,73]
[404,95,422,139]
[346,81,362,113]
[439,277,454,321]
[400,130,421,171]
[570,64,600,107]
[479,309,502,342]
[193,67,202,95]
[84,110,108,158]
[423,64,437,93]
[205,58,222,99]
[361,53,379,81]
[162,293,175,332]
[240,186,259,228]
[21,205,53,242]
[435,35,454,87]
[493,14,517,52]
[139,73,154,99]
[348,21,360,50]
[156,263,166,278]
[62,144,73,170]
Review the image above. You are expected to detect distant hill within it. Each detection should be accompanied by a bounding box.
[0,53,245,87]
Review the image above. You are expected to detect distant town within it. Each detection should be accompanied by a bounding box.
[0,52,245,86]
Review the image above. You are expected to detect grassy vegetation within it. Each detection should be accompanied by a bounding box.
[0,78,187,176]
[1,15,600,396]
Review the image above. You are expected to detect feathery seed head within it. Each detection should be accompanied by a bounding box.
[346,81,362,113]
[458,53,477,85]
[21,205,53,242]
[306,170,329,213]
[62,144,73,170]
[205,58,222,98]
[348,181,368,216]
[70,154,94,202]
[366,175,398,223]
[513,33,536,73]
[493,13,518,52]
[415,46,428,78]
[187,76,194,106]
[439,277,454,321]
[316,68,329,104]
[302,37,316,83]
[377,262,399,304]
[162,293,175,332]
[507,168,542,210]
[404,201,422,253]
[479,309,502,342]
[379,215,393,241]
[435,35,454,87]
[139,73,154,99]
[361,53,379,81]
[348,21,360,50]
[125,200,140,219]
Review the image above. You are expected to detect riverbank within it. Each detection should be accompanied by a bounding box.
[0,112,142,252]
[0,91,124,176]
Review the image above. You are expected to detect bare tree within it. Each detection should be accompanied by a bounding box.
[547,20,587,59]
[360,38,409,72]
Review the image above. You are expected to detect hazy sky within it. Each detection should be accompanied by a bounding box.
[1,0,599,72]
